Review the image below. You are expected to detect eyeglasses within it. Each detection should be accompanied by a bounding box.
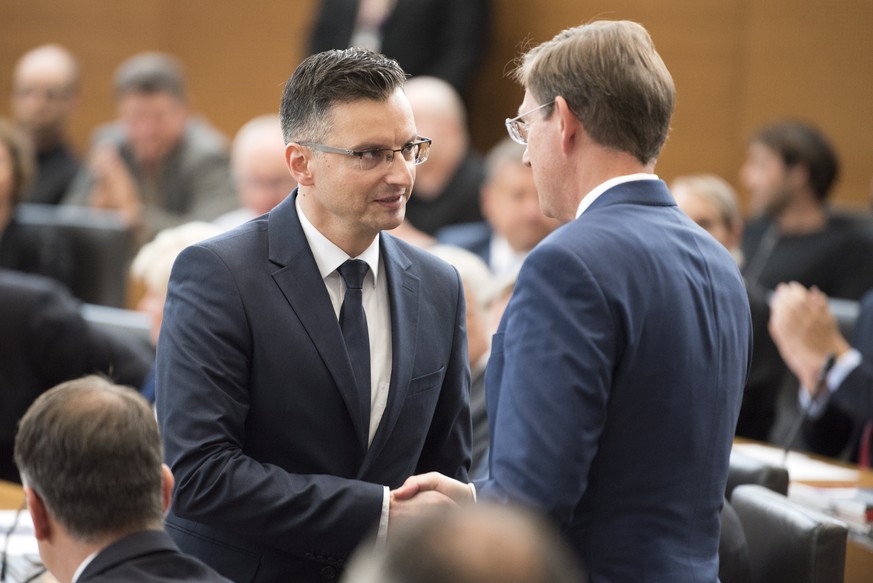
[505,101,554,145]
[298,138,432,171]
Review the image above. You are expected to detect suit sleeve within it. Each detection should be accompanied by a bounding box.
[477,243,614,526]
[156,245,384,558]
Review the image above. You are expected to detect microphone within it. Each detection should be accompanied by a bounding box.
[782,353,837,464]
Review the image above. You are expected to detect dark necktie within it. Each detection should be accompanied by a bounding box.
[338,259,371,437]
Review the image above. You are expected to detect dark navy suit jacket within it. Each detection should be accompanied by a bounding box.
[78,530,230,583]
[156,192,471,583]
[477,180,752,582]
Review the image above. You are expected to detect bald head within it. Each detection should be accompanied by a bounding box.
[232,115,295,215]
[404,76,469,196]
[12,45,80,147]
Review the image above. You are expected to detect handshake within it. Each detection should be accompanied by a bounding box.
[388,472,477,531]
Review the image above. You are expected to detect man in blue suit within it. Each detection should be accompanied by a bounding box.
[397,21,752,581]
[156,48,471,583]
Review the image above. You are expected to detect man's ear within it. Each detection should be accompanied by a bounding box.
[553,96,580,154]
[787,162,811,192]
[24,487,51,541]
[160,464,175,514]
[286,143,315,186]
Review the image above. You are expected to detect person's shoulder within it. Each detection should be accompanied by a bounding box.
[0,268,71,299]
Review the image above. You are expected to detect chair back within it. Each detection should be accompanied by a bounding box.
[731,484,847,583]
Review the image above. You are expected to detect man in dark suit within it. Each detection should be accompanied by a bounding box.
[309,0,489,96]
[14,376,229,583]
[396,21,752,581]
[156,48,471,582]
[0,269,150,483]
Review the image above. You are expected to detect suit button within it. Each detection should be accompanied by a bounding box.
[321,566,337,580]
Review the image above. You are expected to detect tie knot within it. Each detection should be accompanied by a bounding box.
[338,259,369,290]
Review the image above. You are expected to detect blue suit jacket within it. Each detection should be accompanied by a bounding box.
[156,192,471,583]
[477,180,752,582]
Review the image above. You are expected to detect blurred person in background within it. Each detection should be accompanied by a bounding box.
[64,52,236,242]
[740,120,873,301]
[437,138,560,278]
[213,115,296,230]
[309,0,489,97]
[0,118,74,287]
[673,173,785,441]
[10,44,81,205]
[130,220,222,403]
[402,76,484,235]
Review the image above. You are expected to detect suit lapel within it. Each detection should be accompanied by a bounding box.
[359,234,419,474]
[268,191,369,451]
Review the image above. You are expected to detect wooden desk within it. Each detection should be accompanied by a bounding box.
[733,440,873,583]
[0,479,24,510]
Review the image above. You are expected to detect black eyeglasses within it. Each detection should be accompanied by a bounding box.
[298,138,432,171]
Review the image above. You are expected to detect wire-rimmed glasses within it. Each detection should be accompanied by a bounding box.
[505,101,554,145]
[298,138,432,171]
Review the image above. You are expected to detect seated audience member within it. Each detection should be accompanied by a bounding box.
[740,120,873,300]
[437,138,560,277]
[341,502,585,583]
[427,244,496,478]
[770,282,873,461]
[672,174,786,440]
[11,44,81,205]
[64,52,236,241]
[130,221,222,402]
[14,376,231,583]
[402,76,484,235]
[0,269,150,483]
[214,115,296,230]
[308,0,489,97]
[0,118,74,287]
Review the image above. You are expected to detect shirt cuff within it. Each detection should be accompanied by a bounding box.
[376,486,390,549]
[798,349,862,418]
[468,481,477,503]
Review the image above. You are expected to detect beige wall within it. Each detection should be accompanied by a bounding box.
[1,0,871,211]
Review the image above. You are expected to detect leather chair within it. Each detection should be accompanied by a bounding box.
[726,451,789,498]
[15,204,133,307]
[731,484,848,583]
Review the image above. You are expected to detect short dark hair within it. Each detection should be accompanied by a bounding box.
[0,117,35,207]
[514,20,675,165]
[14,376,164,542]
[114,52,187,100]
[751,120,839,200]
[279,48,407,144]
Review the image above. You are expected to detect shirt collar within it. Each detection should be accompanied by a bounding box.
[295,196,381,281]
[575,173,659,218]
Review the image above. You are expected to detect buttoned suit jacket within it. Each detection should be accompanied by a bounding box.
[78,530,230,583]
[156,191,471,583]
[477,180,752,582]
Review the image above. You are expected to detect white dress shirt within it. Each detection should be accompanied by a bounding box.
[296,197,393,542]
